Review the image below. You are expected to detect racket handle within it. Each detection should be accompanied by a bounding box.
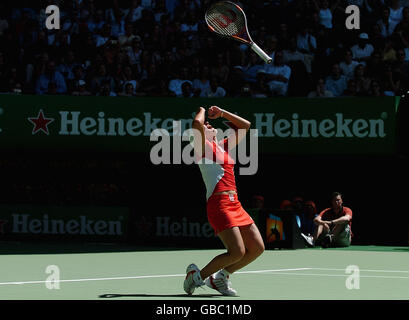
[250,42,272,64]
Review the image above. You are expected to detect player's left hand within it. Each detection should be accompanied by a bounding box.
[208,106,223,119]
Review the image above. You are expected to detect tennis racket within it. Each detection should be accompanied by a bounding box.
[205,1,272,64]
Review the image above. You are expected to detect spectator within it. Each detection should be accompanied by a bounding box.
[377,5,398,38]
[283,37,306,68]
[242,52,265,84]
[86,9,105,34]
[91,64,115,94]
[97,80,117,96]
[308,77,334,97]
[389,0,404,26]
[296,24,317,73]
[127,37,143,66]
[350,33,375,65]
[118,82,137,97]
[119,65,138,94]
[57,50,79,81]
[380,63,401,95]
[304,192,353,248]
[118,23,140,50]
[151,78,176,97]
[280,199,293,211]
[366,50,384,80]
[394,6,409,43]
[300,200,318,239]
[393,48,409,87]
[180,10,198,40]
[264,50,292,96]
[95,23,113,47]
[181,81,194,97]
[382,36,397,61]
[339,49,360,80]
[325,63,347,96]
[343,79,359,96]
[72,80,92,96]
[139,63,161,94]
[312,0,342,30]
[251,69,271,98]
[123,0,145,22]
[35,60,67,94]
[210,52,230,85]
[200,76,226,98]
[367,79,385,96]
[353,64,372,94]
[247,195,265,227]
[192,65,211,97]
[168,66,192,97]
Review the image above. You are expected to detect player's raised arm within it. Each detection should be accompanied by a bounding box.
[208,106,251,149]
[192,107,206,157]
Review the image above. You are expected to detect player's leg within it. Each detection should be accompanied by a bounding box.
[199,226,246,280]
[224,223,265,274]
[332,224,352,247]
[313,223,329,244]
[184,228,245,295]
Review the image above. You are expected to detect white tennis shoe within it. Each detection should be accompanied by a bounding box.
[205,270,238,296]
[183,263,204,295]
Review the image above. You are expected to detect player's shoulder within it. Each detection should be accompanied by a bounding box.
[319,207,332,215]
[343,206,353,214]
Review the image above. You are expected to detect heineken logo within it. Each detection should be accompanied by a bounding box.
[9,214,123,236]
[254,113,387,138]
[26,110,388,139]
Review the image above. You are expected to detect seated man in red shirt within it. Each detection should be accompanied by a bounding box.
[303,192,352,248]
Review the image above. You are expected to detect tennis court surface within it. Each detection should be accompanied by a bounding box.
[1,242,408,300]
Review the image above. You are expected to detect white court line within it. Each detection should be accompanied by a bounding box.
[306,268,409,273]
[2,267,409,286]
[256,272,409,280]
[0,268,310,286]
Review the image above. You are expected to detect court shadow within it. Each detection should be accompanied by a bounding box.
[99,293,223,299]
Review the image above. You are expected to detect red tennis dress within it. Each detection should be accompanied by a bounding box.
[197,139,254,234]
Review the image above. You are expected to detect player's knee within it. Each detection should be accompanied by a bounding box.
[229,246,246,262]
[251,241,265,257]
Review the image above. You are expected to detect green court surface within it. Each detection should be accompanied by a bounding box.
[1,242,408,300]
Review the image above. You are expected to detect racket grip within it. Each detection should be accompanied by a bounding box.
[250,42,272,64]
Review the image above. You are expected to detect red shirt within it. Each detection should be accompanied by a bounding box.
[319,206,353,235]
[197,139,237,200]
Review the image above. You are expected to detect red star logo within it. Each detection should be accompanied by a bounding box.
[0,220,8,234]
[28,109,54,135]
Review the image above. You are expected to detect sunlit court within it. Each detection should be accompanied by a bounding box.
[0,0,409,312]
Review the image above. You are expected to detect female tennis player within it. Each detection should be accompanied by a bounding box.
[183,106,264,296]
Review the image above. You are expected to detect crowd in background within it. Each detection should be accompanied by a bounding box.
[0,0,409,98]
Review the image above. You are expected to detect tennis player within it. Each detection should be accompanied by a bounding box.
[183,106,264,296]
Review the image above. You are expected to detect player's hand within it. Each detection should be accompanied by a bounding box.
[208,106,223,119]
[197,106,206,113]
[322,222,330,232]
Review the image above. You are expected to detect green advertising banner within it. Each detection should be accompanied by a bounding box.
[0,94,397,155]
[0,205,129,241]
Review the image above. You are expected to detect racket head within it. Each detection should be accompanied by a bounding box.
[205,1,252,44]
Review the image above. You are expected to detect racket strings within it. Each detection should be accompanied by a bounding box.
[205,4,246,38]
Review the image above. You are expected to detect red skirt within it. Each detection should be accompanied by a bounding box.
[207,193,254,235]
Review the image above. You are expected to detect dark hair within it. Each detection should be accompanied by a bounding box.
[331,191,342,200]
